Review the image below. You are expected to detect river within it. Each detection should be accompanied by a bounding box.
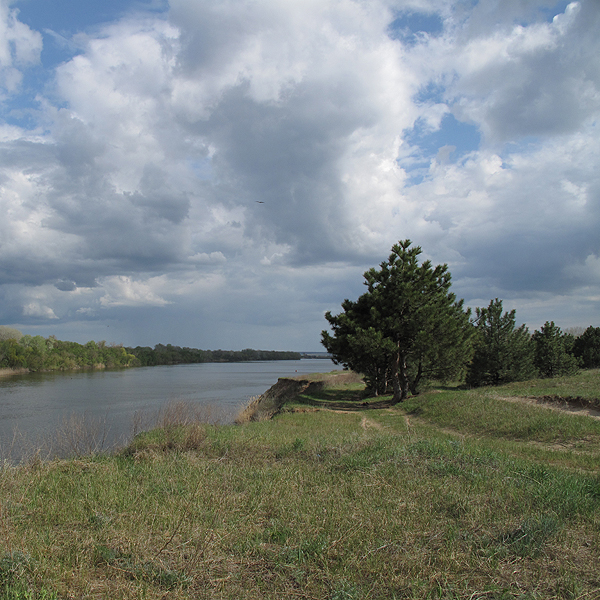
[0,359,340,462]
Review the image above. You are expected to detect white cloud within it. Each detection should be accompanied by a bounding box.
[98,276,172,307]
[188,251,226,265]
[0,0,42,98]
[23,302,58,319]
[0,0,598,347]
[445,1,600,142]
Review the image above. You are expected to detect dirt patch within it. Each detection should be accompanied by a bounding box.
[296,396,397,411]
[491,394,600,420]
[360,416,384,430]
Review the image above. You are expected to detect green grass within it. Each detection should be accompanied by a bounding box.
[497,369,600,401]
[1,371,600,599]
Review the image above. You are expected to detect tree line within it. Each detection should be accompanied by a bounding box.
[0,329,301,372]
[0,335,137,371]
[127,345,300,366]
[322,240,600,403]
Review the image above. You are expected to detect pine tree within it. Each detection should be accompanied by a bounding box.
[572,326,600,369]
[466,299,536,387]
[322,240,474,402]
[533,321,579,377]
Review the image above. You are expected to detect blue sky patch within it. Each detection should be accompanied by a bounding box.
[537,1,571,23]
[405,113,481,159]
[401,113,481,185]
[13,0,168,70]
[414,81,446,105]
[388,11,444,45]
[14,0,167,34]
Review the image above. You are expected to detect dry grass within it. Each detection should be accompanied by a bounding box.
[2,372,600,599]
[234,396,264,424]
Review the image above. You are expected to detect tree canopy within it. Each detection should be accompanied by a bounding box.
[532,321,579,378]
[466,299,536,387]
[322,240,474,403]
[0,326,23,342]
[572,326,600,369]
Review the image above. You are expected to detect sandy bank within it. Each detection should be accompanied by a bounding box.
[236,377,324,422]
[0,367,29,378]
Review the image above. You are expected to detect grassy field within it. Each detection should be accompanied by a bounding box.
[1,371,600,599]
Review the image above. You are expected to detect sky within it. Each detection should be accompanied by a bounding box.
[0,0,598,351]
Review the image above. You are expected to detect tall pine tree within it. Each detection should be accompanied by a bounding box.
[322,240,474,402]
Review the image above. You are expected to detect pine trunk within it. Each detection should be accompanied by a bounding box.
[392,346,409,403]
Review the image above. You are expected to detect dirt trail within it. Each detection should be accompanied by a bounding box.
[360,415,384,430]
[491,394,600,420]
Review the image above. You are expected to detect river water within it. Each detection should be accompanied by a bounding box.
[0,359,340,462]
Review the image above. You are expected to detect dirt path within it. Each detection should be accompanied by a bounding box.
[490,394,600,420]
[360,415,384,430]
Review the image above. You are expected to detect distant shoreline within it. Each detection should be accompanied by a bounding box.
[0,367,30,378]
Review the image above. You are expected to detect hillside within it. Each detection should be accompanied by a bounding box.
[1,370,599,599]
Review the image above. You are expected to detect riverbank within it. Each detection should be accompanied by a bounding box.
[2,370,600,599]
[235,370,367,422]
[0,367,29,377]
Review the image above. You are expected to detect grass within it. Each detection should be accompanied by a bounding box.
[1,371,600,599]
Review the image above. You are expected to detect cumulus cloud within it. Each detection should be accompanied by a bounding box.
[0,0,598,347]
[98,275,171,307]
[23,302,58,319]
[0,0,42,99]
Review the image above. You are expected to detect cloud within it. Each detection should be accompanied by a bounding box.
[446,2,600,142]
[0,0,598,347]
[0,0,42,99]
[188,251,226,265]
[23,302,58,319]
[98,275,171,307]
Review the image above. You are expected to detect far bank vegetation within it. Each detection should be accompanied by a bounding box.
[0,327,300,374]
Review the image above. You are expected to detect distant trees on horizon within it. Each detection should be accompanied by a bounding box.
[0,334,137,372]
[0,327,301,373]
[127,344,301,366]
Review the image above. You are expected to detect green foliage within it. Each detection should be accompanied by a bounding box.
[0,334,299,373]
[0,326,23,342]
[322,295,396,395]
[466,298,536,387]
[322,240,474,402]
[532,321,579,378]
[573,325,600,368]
[0,336,137,372]
[128,344,301,366]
